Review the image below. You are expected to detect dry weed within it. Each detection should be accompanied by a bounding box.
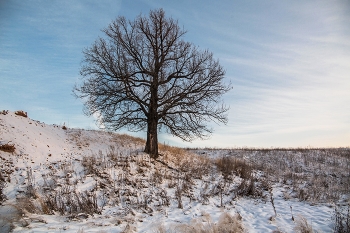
[0,172,6,204]
[169,212,244,233]
[294,215,315,233]
[16,197,38,214]
[14,110,27,117]
[0,143,15,153]
[118,134,145,145]
[160,145,212,178]
[215,156,252,180]
[333,205,350,233]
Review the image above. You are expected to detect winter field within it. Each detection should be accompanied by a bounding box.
[0,110,349,232]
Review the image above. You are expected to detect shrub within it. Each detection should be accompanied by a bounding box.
[215,156,252,179]
[215,156,236,177]
[236,176,260,197]
[14,110,27,117]
[0,143,15,153]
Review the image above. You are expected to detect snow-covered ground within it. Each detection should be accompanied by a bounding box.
[0,111,348,232]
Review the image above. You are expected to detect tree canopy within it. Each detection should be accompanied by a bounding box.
[74,9,231,158]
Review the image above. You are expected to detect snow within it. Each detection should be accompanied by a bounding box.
[0,111,347,232]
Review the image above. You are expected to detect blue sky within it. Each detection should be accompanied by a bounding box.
[1,0,349,148]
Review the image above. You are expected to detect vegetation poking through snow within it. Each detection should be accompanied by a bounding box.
[333,204,350,233]
[0,171,6,204]
[154,212,244,233]
[0,111,349,232]
[14,110,27,118]
[293,215,315,233]
[0,143,15,153]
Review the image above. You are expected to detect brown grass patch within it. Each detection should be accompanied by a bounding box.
[215,156,252,179]
[14,110,27,117]
[0,143,15,153]
[159,144,212,177]
[154,212,244,233]
[159,144,186,155]
[117,133,145,144]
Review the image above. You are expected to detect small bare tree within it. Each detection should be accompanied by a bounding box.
[74,9,230,159]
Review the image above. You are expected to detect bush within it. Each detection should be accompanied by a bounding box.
[215,156,252,179]
[14,110,27,117]
[0,143,15,153]
[236,176,261,197]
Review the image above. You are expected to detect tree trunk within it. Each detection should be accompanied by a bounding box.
[144,117,158,159]
[144,79,159,159]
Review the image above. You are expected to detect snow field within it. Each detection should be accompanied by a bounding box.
[0,111,349,232]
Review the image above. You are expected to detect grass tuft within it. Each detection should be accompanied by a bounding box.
[154,212,244,233]
[294,215,315,233]
[14,110,27,117]
[0,143,15,153]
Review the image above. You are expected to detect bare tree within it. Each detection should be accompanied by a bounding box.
[74,9,231,159]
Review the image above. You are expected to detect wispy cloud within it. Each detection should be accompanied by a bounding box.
[0,0,349,148]
[171,1,350,148]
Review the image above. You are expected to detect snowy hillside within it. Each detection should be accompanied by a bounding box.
[0,110,349,232]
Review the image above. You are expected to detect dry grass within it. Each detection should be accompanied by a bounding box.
[334,205,350,233]
[229,148,350,203]
[215,156,252,179]
[0,143,15,153]
[0,172,6,204]
[117,133,145,145]
[159,144,186,156]
[294,215,315,233]
[160,144,213,178]
[5,130,346,232]
[43,188,101,215]
[14,110,27,118]
[154,212,244,233]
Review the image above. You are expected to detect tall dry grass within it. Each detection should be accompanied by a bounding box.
[154,212,244,233]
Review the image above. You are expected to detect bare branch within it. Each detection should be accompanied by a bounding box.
[74,9,231,158]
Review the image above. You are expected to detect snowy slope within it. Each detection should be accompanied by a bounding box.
[0,111,345,232]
